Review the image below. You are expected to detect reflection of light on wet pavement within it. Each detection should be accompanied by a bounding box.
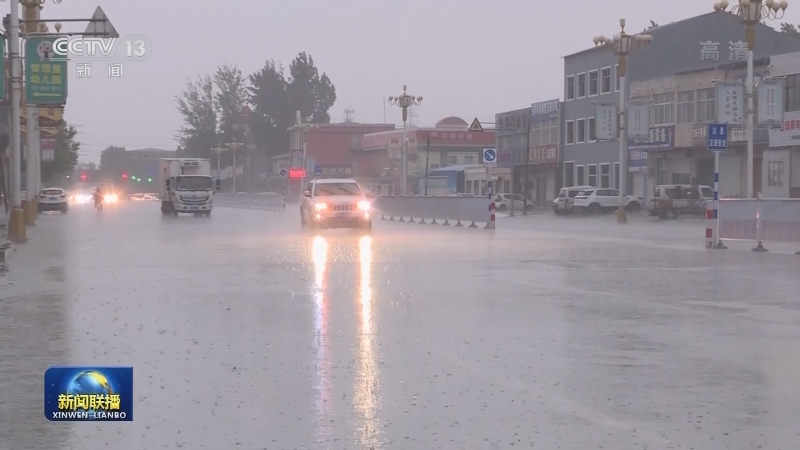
[311,236,332,446]
[354,236,381,447]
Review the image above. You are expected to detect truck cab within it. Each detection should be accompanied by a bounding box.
[159,158,221,216]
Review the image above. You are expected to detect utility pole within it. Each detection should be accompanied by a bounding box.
[424,134,431,196]
[7,0,26,242]
[388,86,423,195]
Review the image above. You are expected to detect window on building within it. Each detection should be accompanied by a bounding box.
[464,155,474,165]
[677,90,695,123]
[613,162,620,189]
[786,74,800,112]
[576,165,585,185]
[577,73,587,98]
[576,118,586,143]
[697,88,716,122]
[588,117,596,141]
[601,67,612,94]
[564,162,575,187]
[531,122,541,146]
[587,164,598,187]
[653,92,675,125]
[588,70,599,96]
[600,164,610,188]
[614,64,621,91]
[447,155,458,165]
[656,159,668,185]
[565,120,575,144]
[566,75,575,101]
[768,161,784,186]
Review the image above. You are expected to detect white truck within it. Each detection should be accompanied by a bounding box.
[158,158,220,216]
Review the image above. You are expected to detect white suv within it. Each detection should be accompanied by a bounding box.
[37,188,69,214]
[300,179,372,231]
[572,188,642,214]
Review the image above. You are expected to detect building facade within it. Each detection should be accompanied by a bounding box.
[629,62,772,198]
[562,11,800,196]
[766,51,800,198]
[358,117,495,195]
[528,99,561,204]
[495,107,531,199]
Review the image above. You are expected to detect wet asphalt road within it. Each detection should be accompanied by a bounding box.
[1,201,800,450]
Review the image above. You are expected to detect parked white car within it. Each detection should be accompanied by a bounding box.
[552,185,594,215]
[494,193,534,212]
[572,188,643,214]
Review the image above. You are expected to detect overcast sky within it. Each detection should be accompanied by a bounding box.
[38,0,800,163]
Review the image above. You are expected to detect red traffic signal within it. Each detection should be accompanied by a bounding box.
[80,173,88,181]
[122,172,128,180]
[288,169,306,178]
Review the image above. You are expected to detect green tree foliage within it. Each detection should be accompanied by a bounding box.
[780,23,799,34]
[42,122,80,184]
[98,145,126,178]
[175,53,337,162]
[175,74,217,159]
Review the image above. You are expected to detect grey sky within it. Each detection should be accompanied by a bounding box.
[45,0,799,163]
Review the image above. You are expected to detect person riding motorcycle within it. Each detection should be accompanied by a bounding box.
[93,188,104,207]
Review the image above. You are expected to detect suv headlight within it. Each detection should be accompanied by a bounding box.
[358,201,370,211]
[314,203,327,210]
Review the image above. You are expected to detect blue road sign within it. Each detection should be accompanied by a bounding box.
[707,123,728,152]
[279,168,287,177]
[483,148,497,164]
[314,166,322,175]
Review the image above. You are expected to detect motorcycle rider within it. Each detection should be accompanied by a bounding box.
[93,187,104,207]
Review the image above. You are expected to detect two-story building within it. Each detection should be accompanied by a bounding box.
[357,117,495,195]
[495,107,531,198]
[562,10,800,197]
[629,61,772,198]
[766,51,800,198]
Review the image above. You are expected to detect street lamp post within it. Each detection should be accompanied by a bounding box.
[388,86,423,195]
[226,142,243,193]
[713,0,788,198]
[594,20,653,224]
[213,147,224,180]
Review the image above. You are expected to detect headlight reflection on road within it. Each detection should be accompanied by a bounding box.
[355,235,381,447]
[311,236,332,444]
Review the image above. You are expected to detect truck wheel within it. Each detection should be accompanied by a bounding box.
[588,203,601,215]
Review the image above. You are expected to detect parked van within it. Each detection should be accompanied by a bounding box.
[552,185,594,215]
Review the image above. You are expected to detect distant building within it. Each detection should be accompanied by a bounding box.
[356,117,496,196]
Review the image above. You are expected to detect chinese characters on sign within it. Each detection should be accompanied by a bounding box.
[73,63,125,78]
[756,79,784,125]
[314,165,353,176]
[716,83,744,125]
[528,144,558,165]
[530,99,559,121]
[768,111,800,148]
[627,125,674,150]
[495,108,530,169]
[629,150,648,168]
[495,110,529,133]
[594,104,618,140]
[25,37,68,105]
[707,123,728,151]
[699,41,749,62]
[429,131,474,140]
[627,102,650,139]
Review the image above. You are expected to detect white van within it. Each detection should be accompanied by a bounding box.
[552,185,594,215]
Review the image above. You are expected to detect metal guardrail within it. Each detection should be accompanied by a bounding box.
[371,195,492,228]
[214,193,286,211]
[712,198,800,254]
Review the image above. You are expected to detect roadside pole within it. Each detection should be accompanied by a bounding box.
[7,0,26,242]
[482,148,496,230]
[707,123,728,249]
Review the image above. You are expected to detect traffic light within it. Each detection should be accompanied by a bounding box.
[80,173,88,181]
[147,177,152,182]
[122,172,128,180]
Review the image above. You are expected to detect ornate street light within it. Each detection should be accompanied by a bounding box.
[388,86,423,195]
[712,0,788,198]
[593,19,652,224]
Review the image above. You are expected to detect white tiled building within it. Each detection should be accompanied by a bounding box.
[766,51,800,198]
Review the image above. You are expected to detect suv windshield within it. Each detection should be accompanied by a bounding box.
[175,176,212,191]
[314,182,361,196]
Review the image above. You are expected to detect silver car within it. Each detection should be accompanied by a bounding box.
[300,179,372,231]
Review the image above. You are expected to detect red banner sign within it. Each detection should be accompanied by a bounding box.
[289,169,306,178]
